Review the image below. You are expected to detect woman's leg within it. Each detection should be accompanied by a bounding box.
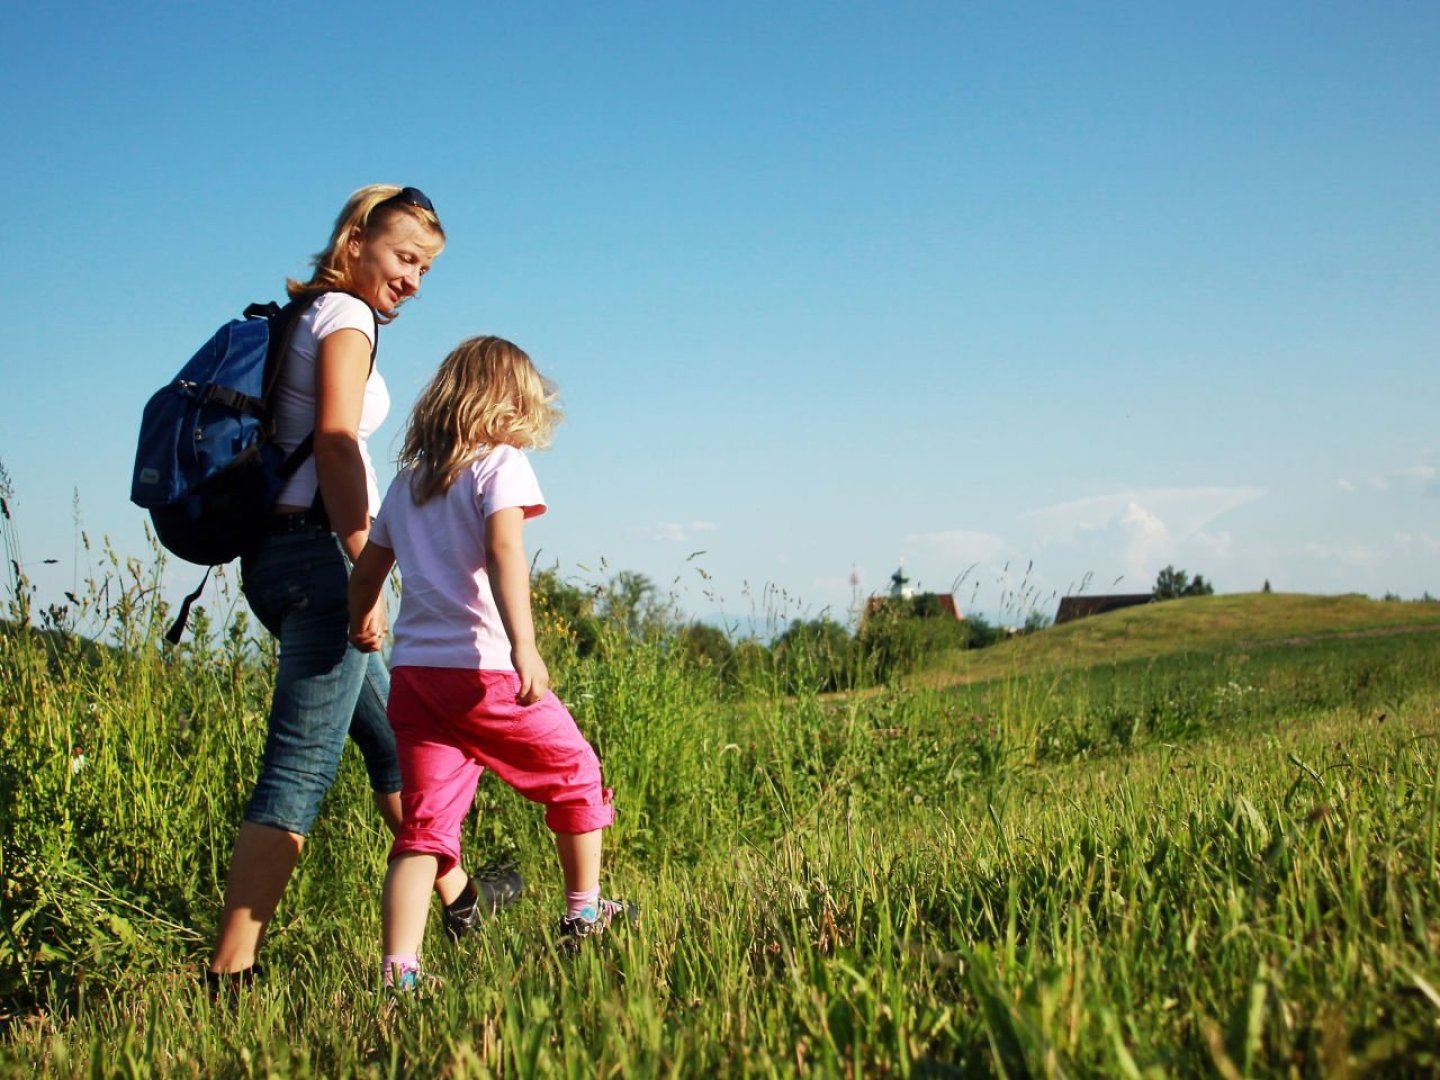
[210,533,366,974]
[209,823,304,972]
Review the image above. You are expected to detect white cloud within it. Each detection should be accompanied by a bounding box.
[1348,459,1440,497]
[1338,458,1439,498]
[1192,529,1235,558]
[1302,541,1384,570]
[649,520,718,543]
[1393,532,1440,553]
[1020,486,1265,585]
[1117,502,1170,574]
[1394,462,1440,498]
[1024,487,1263,543]
[904,529,1010,564]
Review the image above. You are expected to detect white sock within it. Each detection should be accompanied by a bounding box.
[565,887,600,919]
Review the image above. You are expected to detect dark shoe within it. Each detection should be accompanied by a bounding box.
[557,898,639,949]
[204,963,262,1000]
[442,864,525,942]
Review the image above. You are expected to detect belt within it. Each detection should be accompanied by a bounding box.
[268,508,330,535]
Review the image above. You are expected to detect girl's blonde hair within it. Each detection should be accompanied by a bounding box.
[400,336,563,504]
[287,184,446,323]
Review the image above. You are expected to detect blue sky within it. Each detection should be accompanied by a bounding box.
[2,2,1436,634]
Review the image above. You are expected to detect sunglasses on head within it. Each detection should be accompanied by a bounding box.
[379,186,437,215]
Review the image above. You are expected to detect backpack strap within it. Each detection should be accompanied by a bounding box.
[164,566,210,645]
[259,289,379,398]
[201,384,268,416]
[263,289,380,481]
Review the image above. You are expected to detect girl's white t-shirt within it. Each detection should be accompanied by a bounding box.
[371,446,547,671]
[270,292,390,516]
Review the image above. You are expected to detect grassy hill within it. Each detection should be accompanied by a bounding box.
[919,591,1440,688]
[5,590,1440,1073]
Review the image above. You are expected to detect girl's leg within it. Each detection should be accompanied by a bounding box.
[355,654,474,907]
[458,680,615,842]
[374,789,468,902]
[436,864,473,906]
[554,830,602,895]
[386,667,489,953]
[383,853,439,959]
[554,827,635,937]
[450,680,620,927]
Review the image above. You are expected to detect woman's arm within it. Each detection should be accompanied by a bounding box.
[485,507,549,705]
[313,327,374,563]
[348,541,395,653]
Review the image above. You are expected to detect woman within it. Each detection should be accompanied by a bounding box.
[207,185,519,986]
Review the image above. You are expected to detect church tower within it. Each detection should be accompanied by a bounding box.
[889,559,915,600]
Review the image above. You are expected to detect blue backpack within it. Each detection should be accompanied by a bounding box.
[131,291,376,638]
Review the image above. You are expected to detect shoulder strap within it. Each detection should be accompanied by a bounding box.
[264,289,381,488]
[164,566,210,645]
[258,289,379,401]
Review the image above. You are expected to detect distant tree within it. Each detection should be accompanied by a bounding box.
[730,639,774,693]
[773,617,856,694]
[858,597,978,683]
[531,566,602,658]
[1021,608,1052,634]
[1153,565,1189,599]
[675,621,735,677]
[1153,565,1215,601]
[964,612,1002,648]
[596,570,675,640]
[1262,579,1272,594]
[910,593,948,619]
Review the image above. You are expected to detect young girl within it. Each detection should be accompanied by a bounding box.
[348,335,632,986]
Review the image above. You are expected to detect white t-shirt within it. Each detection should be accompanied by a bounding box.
[270,292,390,516]
[371,445,547,670]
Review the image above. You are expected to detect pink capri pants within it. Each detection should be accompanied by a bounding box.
[387,666,614,877]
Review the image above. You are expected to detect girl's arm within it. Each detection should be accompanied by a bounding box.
[313,327,374,564]
[485,506,549,705]
[348,540,395,653]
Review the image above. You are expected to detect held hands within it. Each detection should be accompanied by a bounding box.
[511,642,550,705]
[348,595,389,653]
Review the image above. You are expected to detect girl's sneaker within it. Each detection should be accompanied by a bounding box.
[557,898,639,947]
[382,962,445,995]
[389,966,421,991]
[442,864,525,942]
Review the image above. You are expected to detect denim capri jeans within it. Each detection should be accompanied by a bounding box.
[239,527,402,836]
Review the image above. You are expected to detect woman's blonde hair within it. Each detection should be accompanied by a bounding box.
[400,336,563,504]
[287,184,446,323]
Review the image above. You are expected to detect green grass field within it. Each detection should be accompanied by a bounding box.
[3,585,1440,1076]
